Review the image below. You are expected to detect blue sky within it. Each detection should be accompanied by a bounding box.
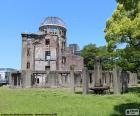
[0,0,116,69]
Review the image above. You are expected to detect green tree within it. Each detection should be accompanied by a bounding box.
[80,44,98,70]
[104,0,140,72]
[81,44,114,70]
[97,46,114,70]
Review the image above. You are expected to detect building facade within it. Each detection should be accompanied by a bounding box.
[21,17,83,72]
[9,17,137,91]
[10,17,83,88]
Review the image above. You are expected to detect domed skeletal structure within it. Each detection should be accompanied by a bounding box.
[39,17,66,31]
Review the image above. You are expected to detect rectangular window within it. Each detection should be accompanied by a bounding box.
[45,66,50,70]
[62,56,66,64]
[45,51,51,60]
[45,51,50,56]
[27,48,30,56]
[27,62,30,69]
[45,39,50,45]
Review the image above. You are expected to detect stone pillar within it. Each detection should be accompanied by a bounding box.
[10,73,16,88]
[41,74,43,87]
[70,70,75,93]
[11,75,14,86]
[113,65,122,94]
[133,73,138,85]
[17,75,19,87]
[21,36,27,70]
[91,71,95,87]
[94,56,102,86]
[45,70,50,87]
[55,72,59,87]
[11,76,14,88]
[58,73,62,87]
[50,71,57,87]
[128,71,133,85]
[110,72,113,88]
[20,75,22,87]
[23,70,32,88]
[9,72,12,88]
[102,71,106,86]
[128,72,138,86]
[121,71,128,93]
[106,71,111,86]
[82,67,89,95]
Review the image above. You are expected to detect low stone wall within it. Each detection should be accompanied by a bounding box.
[10,69,138,94]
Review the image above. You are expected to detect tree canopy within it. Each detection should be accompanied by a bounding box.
[80,44,114,70]
[81,0,140,72]
[80,44,98,70]
[104,0,140,72]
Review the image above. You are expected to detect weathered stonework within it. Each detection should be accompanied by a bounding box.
[10,17,138,95]
[14,17,83,88]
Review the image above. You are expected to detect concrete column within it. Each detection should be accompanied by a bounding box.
[9,73,12,88]
[113,66,122,94]
[41,74,43,87]
[48,72,51,87]
[45,70,50,87]
[94,56,102,86]
[128,71,133,85]
[91,71,95,87]
[17,75,19,87]
[58,73,62,87]
[121,71,128,93]
[10,74,14,88]
[106,71,110,86]
[12,76,15,87]
[70,70,75,93]
[24,70,32,88]
[133,73,138,85]
[82,67,89,95]
[51,71,56,87]
[20,76,22,87]
[21,36,27,70]
[102,71,106,86]
[110,72,113,88]
[55,72,59,87]
[128,72,137,86]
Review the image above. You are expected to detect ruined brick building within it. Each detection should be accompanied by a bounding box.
[10,17,83,88]
[10,17,137,90]
[21,16,83,71]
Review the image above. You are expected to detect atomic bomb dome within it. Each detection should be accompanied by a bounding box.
[39,17,66,31]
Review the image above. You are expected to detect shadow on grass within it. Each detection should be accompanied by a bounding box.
[75,90,95,95]
[74,90,111,95]
[74,86,140,95]
[75,91,82,94]
[111,103,140,116]
[128,86,140,93]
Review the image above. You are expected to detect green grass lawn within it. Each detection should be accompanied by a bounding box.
[0,86,140,116]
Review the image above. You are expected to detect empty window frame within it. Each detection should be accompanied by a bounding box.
[37,78,39,84]
[27,62,30,69]
[27,48,30,56]
[45,66,50,70]
[62,56,66,64]
[45,51,51,60]
[45,39,50,45]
